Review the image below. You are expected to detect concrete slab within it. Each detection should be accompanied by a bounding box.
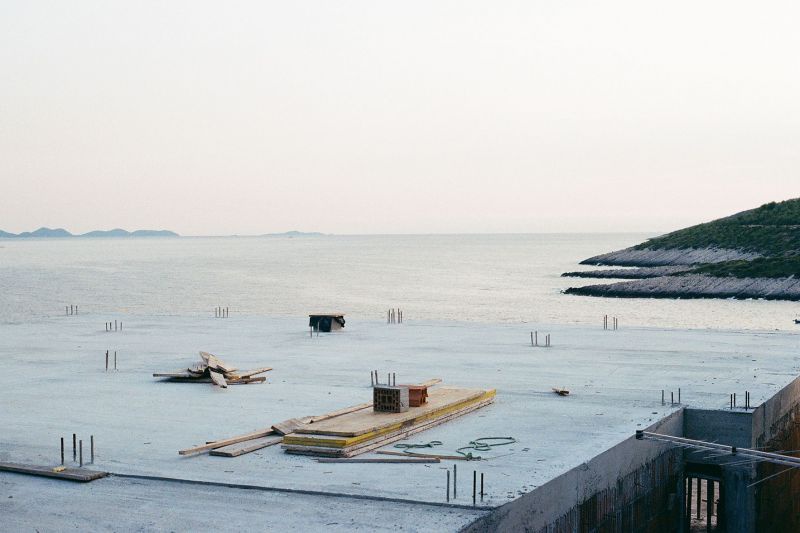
[1,314,799,528]
[0,473,487,532]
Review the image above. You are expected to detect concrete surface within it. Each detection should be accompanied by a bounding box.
[0,472,487,532]
[1,314,798,530]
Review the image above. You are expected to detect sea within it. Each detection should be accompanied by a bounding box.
[0,233,796,330]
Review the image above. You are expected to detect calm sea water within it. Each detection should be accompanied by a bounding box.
[0,234,797,330]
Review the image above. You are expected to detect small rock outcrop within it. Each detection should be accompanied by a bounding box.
[562,266,692,279]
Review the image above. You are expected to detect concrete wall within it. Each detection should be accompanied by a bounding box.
[752,376,800,532]
[682,375,800,533]
[464,376,800,533]
[464,411,684,533]
[683,409,753,448]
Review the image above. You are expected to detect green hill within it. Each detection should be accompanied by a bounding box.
[635,198,800,257]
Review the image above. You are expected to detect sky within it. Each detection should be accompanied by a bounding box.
[1,1,799,235]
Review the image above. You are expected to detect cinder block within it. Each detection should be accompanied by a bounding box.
[373,386,409,413]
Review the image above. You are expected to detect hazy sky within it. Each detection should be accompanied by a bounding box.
[1,1,798,235]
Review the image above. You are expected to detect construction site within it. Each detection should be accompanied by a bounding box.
[2,313,800,532]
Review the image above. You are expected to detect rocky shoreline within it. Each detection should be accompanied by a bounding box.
[565,274,800,301]
[582,246,761,267]
[562,266,691,279]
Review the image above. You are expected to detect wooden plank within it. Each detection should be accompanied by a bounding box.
[227,377,266,385]
[156,377,262,384]
[272,418,307,436]
[209,436,283,457]
[416,378,442,387]
[199,351,237,373]
[0,462,107,482]
[272,402,374,435]
[209,369,227,388]
[375,451,473,461]
[306,402,373,424]
[284,397,494,457]
[292,388,495,438]
[316,458,439,464]
[179,428,274,455]
[236,367,273,379]
[153,372,200,378]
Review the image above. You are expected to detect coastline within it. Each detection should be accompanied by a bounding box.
[565,273,800,301]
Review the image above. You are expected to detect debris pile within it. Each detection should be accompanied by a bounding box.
[153,351,272,388]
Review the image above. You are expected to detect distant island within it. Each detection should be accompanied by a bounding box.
[259,231,325,237]
[563,198,800,301]
[0,227,179,239]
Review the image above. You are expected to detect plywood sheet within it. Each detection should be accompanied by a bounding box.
[295,387,494,437]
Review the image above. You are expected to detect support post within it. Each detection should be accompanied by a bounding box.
[79,439,83,467]
[707,480,714,531]
[61,437,64,465]
[73,433,76,461]
[696,478,701,520]
[686,476,693,530]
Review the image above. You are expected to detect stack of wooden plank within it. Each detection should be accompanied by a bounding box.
[153,351,272,388]
[176,379,445,458]
[282,387,496,458]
